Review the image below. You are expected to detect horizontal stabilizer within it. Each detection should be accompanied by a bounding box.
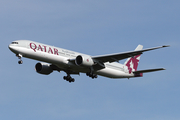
[133,68,165,74]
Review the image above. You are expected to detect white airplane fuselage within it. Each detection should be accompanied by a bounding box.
[9,40,168,82]
[9,40,133,79]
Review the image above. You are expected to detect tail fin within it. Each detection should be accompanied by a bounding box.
[124,45,143,74]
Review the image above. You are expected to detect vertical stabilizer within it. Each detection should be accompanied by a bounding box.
[124,45,143,74]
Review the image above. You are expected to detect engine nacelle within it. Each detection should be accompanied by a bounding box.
[75,55,95,67]
[35,62,53,75]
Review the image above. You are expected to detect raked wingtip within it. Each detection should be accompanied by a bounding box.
[162,45,170,47]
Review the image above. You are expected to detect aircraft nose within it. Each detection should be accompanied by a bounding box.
[8,44,13,51]
[8,41,20,54]
[8,44,17,52]
[8,44,13,50]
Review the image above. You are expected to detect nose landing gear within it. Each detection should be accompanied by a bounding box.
[16,54,23,64]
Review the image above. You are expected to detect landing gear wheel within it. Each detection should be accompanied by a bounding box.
[18,60,23,64]
[63,76,67,80]
[93,74,98,78]
[70,78,75,82]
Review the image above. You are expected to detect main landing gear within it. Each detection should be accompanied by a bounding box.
[86,67,98,79]
[16,54,23,64]
[86,72,98,79]
[63,74,75,83]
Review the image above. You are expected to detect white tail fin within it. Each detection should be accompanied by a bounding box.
[124,45,143,74]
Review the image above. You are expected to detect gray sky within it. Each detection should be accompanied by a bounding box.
[1,0,179,120]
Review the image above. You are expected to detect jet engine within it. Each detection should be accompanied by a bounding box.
[35,62,53,75]
[75,55,95,67]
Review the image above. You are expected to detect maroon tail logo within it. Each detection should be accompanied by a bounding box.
[126,55,141,74]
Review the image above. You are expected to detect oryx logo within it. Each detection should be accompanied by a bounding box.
[87,59,89,62]
[126,55,141,74]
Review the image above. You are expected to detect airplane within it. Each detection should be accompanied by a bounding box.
[8,40,169,83]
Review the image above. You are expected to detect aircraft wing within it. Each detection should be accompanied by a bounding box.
[92,45,169,63]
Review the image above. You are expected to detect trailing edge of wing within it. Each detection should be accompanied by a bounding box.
[92,45,170,63]
[133,68,166,74]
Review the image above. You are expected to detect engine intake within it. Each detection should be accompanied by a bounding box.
[75,55,95,67]
[35,62,53,75]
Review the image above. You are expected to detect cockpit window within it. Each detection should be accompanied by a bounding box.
[12,42,18,44]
